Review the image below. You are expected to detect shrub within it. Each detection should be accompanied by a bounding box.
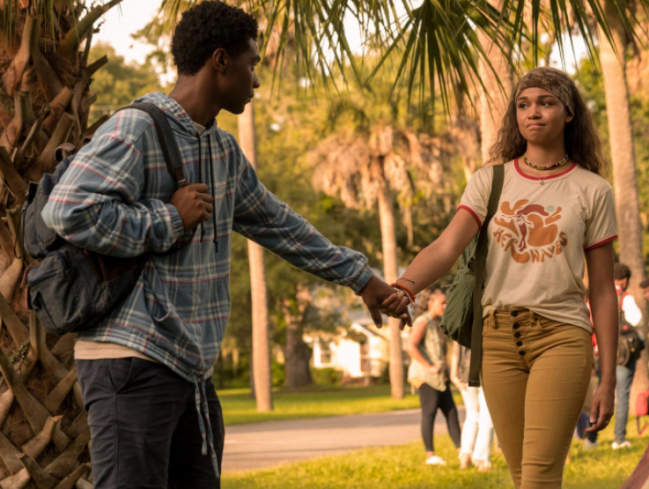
[311,367,343,385]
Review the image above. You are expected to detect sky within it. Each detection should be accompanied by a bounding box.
[92,1,588,74]
[93,1,162,65]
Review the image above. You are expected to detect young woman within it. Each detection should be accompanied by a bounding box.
[448,342,494,471]
[406,288,461,465]
[382,67,618,488]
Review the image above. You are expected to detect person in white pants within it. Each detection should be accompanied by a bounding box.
[449,342,495,471]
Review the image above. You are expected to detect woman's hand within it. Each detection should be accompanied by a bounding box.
[451,375,468,392]
[429,363,442,374]
[585,381,615,433]
[380,291,411,318]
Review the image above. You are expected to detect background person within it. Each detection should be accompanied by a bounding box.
[612,263,643,449]
[449,341,494,471]
[407,288,461,466]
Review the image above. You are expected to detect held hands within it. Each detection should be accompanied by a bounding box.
[170,184,214,232]
[380,289,414,330]
[360,276,412,329]
[585,382,615,433]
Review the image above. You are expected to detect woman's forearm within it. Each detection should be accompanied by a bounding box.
[590,288,618,386]
[398,211,479,295]
[407,346,435,370]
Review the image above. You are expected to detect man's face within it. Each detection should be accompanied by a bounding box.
[643,287,649,301]
[215,38,261,115]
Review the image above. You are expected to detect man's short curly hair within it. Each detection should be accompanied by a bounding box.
[171,1,258,75]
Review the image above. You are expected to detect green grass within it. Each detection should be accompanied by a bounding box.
[220,384,448,425]
[222,417,649,489]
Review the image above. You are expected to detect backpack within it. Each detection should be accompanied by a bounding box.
[439,164,504,387]
[23,102,187,336]
[616,291,645,366]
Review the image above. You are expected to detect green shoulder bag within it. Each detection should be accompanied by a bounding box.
[439,164,504,387]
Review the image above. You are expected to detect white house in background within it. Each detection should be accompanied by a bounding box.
[305,314,411,379]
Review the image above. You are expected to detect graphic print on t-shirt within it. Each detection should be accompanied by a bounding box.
[492,199,568,264]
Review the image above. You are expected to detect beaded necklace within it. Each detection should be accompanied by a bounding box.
[522,154,570,171]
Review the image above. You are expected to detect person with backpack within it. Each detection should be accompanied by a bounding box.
[406,287,462,466]
[380,67,618,489]
[612,263,644,449]
[39,3,409,488]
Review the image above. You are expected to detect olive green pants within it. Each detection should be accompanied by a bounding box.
[481,309,593,489]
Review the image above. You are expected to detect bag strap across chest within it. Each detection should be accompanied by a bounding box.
[115,102,188,188]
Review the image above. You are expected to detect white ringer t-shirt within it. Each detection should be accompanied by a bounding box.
[459,159,618,333]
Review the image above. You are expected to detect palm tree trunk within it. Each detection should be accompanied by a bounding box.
[599,0,649,400]
[477,0,514,163]
[238,102,273,411]
[377,182,404,399]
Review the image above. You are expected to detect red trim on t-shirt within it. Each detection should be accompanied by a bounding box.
[514,158,577,181]
[457,205,482,227]
[585,235,618,252]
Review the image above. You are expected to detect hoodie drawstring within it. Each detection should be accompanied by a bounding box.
[194,377,220,478]
[207,137,218,252]
[197,135,206,242]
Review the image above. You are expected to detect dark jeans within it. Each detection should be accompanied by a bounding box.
[418,382,462,452]
[614,360,636,443]
[77,358,224,489]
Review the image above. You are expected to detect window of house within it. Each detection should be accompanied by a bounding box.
[319,341,332,365]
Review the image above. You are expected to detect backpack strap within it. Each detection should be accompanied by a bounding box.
[115,102,188,188]
[468,164,504,387]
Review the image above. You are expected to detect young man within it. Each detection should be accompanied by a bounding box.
[42,2,408,488]
[612,263,643,449]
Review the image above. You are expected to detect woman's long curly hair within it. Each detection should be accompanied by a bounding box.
[488,68,609,177]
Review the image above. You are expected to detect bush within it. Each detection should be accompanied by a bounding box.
[311,367,343,385]
[272,360,285,387]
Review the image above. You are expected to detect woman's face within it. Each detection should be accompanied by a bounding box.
[516,87,573,146]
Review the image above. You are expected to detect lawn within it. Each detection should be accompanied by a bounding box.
[222,417,649,489]
[220,384,455,425]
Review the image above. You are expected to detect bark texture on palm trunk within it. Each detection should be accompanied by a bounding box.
[0,2,127,487]
[377,183,404,399]
[238,102,273,411]
[599,0,649,399]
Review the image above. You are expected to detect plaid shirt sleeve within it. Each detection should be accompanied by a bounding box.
[232,149,373,294]
[41,117,184,258]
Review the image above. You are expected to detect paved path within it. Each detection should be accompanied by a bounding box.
[222,407,465,473]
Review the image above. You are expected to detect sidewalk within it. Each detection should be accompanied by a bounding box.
[223,406,465,473]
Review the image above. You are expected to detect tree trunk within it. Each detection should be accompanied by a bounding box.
[238,102,273,411]
[377,182,404,399]
[0,3,124,487]
[284,312,313,388]
[599,0,649,400]
[477,0,514,164]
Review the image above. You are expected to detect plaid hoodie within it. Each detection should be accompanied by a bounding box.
[41,92,373,474]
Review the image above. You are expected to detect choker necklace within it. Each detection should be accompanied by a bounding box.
[523,154,570,171]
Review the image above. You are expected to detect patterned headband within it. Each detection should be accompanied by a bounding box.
[515,67,575,115]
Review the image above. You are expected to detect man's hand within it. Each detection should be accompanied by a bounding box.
[170,183,214,231]
[360,276,412,329]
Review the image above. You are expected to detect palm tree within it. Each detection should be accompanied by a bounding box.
[309,122,449,398]
[598,0,649,397]
[0,1,123,487]
[238,102,273,411]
